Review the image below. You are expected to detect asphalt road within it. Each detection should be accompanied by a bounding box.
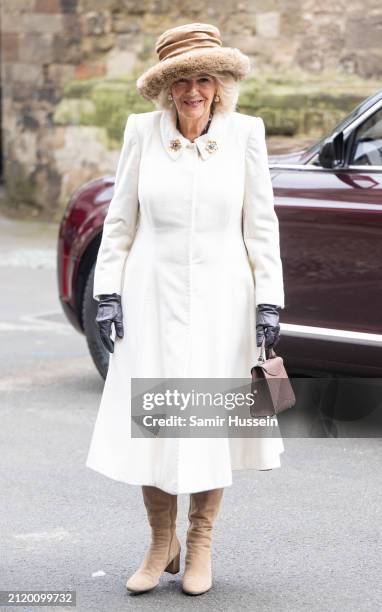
[0,213,381,612]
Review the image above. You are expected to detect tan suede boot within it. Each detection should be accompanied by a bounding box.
[126,485,181,594]
[182,487,224,595]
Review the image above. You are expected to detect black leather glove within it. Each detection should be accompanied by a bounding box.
[95,293,124,353]
[256,303,281,349]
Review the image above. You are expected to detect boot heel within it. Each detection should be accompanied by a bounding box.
[165,550,180,574]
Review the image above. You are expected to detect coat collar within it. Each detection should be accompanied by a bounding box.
[160,107,228,161]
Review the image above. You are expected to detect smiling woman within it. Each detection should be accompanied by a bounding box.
[87,21,285,597]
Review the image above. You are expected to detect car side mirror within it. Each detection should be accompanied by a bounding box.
[318,131,344,168]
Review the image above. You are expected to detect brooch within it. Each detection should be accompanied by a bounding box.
[205,139,218,154]
[169,138,182,151]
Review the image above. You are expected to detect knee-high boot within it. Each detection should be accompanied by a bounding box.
[182,487,224,595]
[126,485,181,593]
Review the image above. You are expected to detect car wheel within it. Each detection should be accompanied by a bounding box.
[82,262,109,380]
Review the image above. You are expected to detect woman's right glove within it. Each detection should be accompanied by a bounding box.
[95,293,124,353]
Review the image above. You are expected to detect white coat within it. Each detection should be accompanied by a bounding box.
[85,107,286,494]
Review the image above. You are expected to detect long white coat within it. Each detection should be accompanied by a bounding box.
[85,106,286,494]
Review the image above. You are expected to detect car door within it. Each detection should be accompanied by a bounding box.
[271,105,382,374]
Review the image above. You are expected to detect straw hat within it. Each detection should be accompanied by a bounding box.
[136,23,251,101]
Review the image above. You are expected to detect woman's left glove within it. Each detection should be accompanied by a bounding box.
[256,303,281,349]
[95,293,124,353]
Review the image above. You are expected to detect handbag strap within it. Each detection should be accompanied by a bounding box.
[258,337,277,363]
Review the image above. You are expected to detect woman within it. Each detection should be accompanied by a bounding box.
[86,23,285,596]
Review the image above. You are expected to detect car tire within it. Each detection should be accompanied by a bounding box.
[82,262,110,380]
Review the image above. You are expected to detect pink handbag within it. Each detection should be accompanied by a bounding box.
[250,338,296,417]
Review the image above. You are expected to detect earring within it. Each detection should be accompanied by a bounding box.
[168,93,173,101]
[214,94,220,102]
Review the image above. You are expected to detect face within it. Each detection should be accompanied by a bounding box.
[170,73,217,119]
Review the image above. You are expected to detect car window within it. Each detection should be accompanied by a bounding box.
[350,108,382,166]
[310,152,320,166]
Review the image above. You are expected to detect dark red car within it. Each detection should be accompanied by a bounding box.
[57,90,382,379]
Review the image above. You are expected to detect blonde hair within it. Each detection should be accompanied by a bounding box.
[154,71,240,114]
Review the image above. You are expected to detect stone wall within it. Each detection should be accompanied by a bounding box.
[1,0,382,219]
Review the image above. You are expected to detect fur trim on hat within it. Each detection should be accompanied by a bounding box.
[136,46,251,101]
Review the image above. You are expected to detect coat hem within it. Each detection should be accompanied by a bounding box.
[86,462,233,494]
[85,452,283,493]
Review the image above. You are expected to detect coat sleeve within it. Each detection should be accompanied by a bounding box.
[93,113,141,301]
[242,116,285,309]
